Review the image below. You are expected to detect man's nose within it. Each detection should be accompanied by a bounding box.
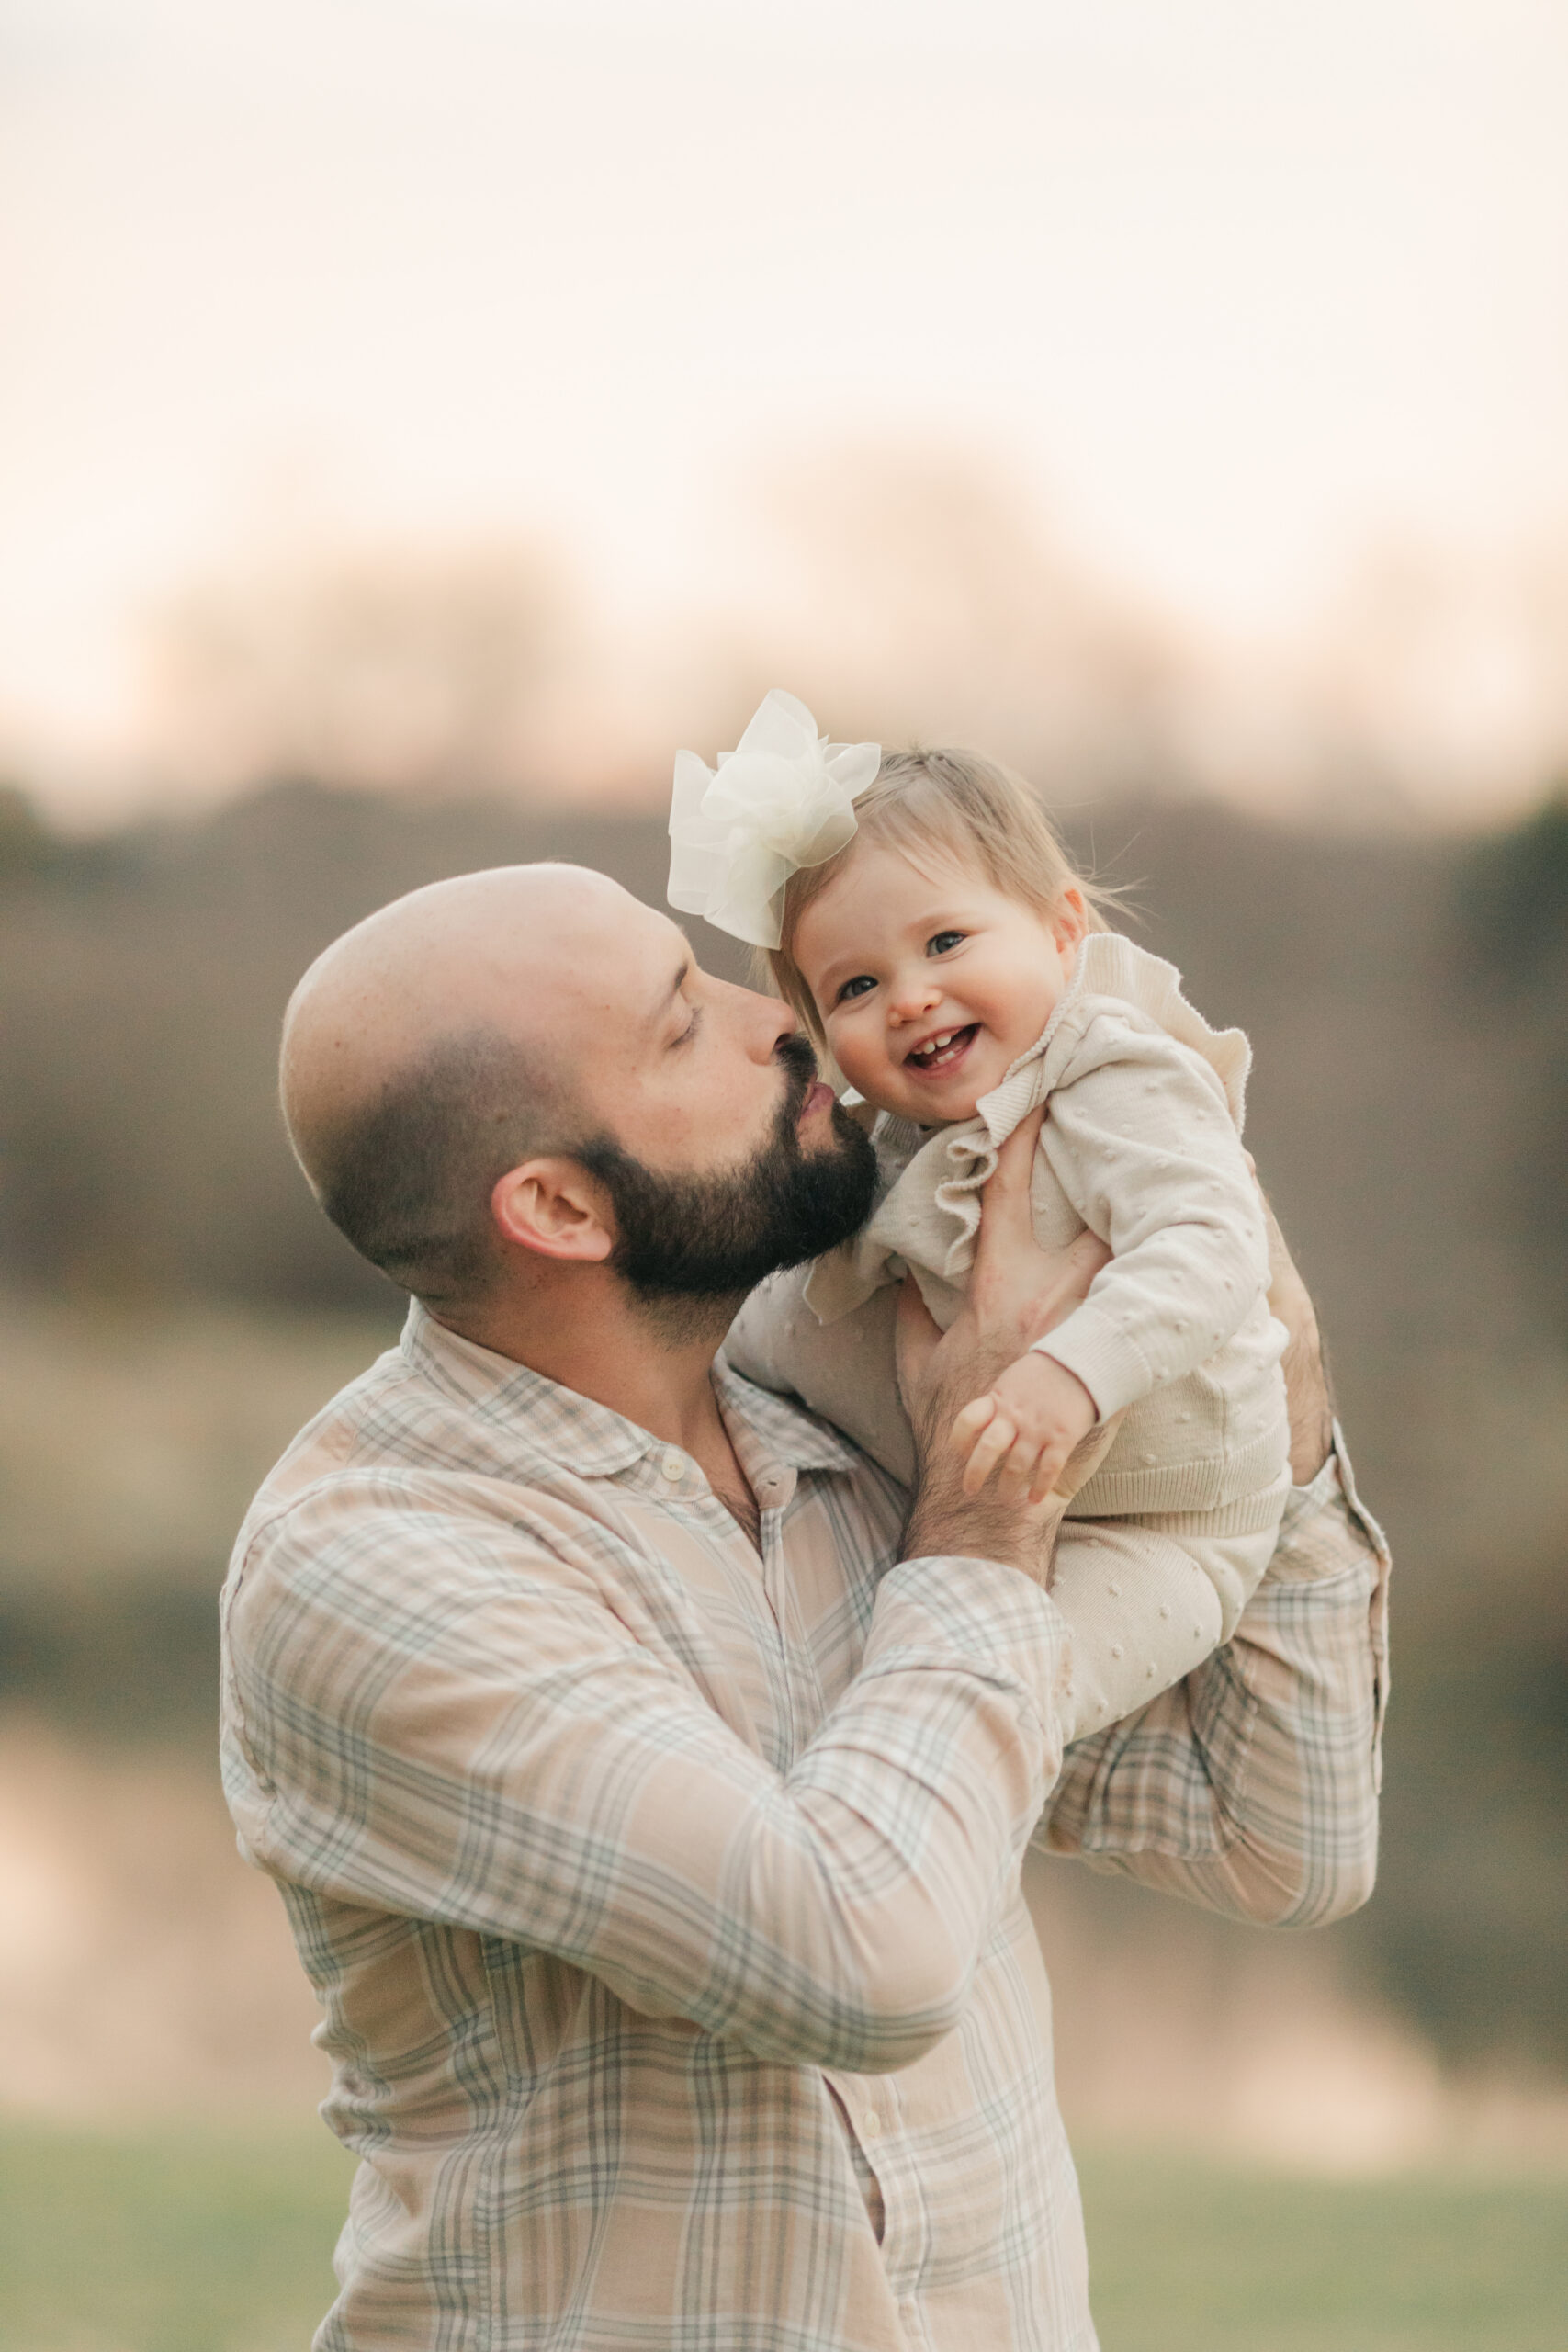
[717,975,806,1061]
[761,996,807,1059]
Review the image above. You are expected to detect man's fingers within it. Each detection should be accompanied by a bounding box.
[1257,1191,1314,1351]
[972,1108,1045,1276]
[1243,1158,1312,1341]
[987,1106,1044,1204]
[961,1412,1018,1496]
[1065,1228,1112,1284]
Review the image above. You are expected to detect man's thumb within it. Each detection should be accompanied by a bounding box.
[894,1272,940,1390]
[974,1106,1044,1272]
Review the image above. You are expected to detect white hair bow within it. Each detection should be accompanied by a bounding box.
[667,689,882,950]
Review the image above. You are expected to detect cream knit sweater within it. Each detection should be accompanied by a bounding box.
[727,932,1289,1525]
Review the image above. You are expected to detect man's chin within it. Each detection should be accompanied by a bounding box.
[773,1111,879,1264]
[585,1092,877,1308]
[821,1102,878,1217]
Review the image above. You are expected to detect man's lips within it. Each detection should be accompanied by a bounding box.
[904,1024,977,1076]
[797,1079,836,1121]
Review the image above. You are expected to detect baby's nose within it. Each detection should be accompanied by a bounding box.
[888,976,942,1022]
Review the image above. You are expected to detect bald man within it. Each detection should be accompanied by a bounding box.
[222,865,1387,2352]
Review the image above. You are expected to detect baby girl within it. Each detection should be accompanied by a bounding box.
[671,692,1291,1737]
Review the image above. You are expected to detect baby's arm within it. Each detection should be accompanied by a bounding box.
[953,1352,1099,1503]
[956,1014,1269,1496]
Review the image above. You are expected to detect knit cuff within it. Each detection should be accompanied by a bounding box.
[1030,1299,1155,1421]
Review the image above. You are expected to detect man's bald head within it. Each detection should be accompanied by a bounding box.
[281,865,632,1306]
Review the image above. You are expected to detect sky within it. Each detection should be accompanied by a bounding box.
[2,0,1565,815]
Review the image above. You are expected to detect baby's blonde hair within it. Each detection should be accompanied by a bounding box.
[765,746,1113,1044]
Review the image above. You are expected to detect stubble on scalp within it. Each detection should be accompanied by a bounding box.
[302,1024,572,1307]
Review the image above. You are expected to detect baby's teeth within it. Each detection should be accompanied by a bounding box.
[913,1030,958,1061]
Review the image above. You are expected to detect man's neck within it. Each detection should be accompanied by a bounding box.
[431,1269,739,1459]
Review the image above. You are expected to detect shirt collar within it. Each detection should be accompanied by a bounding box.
[712,1356,861,1474]
[401,1299,859,1480]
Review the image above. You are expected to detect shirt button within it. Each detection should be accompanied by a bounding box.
[862,2111,881,2140]
[660,1451,683,1482]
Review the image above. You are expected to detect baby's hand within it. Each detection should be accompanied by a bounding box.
[952,1351,1099,1505]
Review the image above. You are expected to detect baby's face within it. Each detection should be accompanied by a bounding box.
[793,842,1085,1124]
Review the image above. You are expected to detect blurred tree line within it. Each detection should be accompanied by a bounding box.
[1,775,1564,2075]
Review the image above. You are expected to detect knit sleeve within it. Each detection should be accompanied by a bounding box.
[1029,1011,1270,1420]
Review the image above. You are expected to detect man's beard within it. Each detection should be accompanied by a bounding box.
[573,1034,878,1325]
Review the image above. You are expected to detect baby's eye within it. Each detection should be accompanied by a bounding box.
[926,930,966,956]
[835,974,876,1004]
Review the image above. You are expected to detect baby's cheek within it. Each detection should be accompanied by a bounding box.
[827,1024,877,1093]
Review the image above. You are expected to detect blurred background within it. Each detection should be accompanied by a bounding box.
[2,2,1566,2345]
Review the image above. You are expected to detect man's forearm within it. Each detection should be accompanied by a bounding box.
[1261,1192,1335,1484]
[903,1459,1059,1586]
[1282,1313,1335,1485]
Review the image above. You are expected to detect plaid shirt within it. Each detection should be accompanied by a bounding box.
[220,1302,1388,2352]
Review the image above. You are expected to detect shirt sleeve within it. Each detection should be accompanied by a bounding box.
[1032,1430,1389,1928]
[1029,1012,1272,1421]
[222,1479,1071,2076]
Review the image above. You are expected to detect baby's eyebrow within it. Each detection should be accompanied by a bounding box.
[811,949,873,993]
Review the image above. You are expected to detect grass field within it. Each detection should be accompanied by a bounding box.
[1077,2150,1568,2352]
[0,2120,1563,2351]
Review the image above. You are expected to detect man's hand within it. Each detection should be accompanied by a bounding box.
[952,1351,1099,1506]
[1258,1186,1336,1485]
[897,1112,1116,1577]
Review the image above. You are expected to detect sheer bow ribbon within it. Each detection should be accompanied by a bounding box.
[667,689,881,949]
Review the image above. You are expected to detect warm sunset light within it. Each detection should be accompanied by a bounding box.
[3,0,1566,818]
[3,12,1566,2349]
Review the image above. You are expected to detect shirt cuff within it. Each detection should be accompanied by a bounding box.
[1266,1419,1392,1791]
[1279,1432,1343,1525]
[1276,1419,1390,1562]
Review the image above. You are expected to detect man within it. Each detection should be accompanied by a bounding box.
[223,862,1387,2351]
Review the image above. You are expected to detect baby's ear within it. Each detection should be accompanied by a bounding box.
[1050,887,1089,954]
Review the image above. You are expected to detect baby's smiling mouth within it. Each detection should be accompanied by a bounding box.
[905,1024,977,1073]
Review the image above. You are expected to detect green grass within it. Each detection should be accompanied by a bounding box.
[1078,2150,1568,2352]
[0,2120,354,2352]
[0,2120,1563,2349]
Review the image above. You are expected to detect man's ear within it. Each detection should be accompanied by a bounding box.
[491,1157,615,1263]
